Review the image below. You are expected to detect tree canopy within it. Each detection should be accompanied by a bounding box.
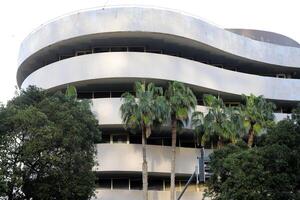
[0,86,101,200]
[205,107,300,200]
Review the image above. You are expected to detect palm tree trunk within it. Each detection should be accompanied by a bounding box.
[141,127,148,200]
[170,119,177,200]
[248,125,254,147]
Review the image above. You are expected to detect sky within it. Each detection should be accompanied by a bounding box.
[0,0,300,104]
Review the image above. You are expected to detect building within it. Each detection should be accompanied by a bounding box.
[17,6,300,200]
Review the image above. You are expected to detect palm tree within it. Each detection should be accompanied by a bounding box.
[165,81,197,200]
[192,94,242,148]
[65,85,77,98]
[241,94,275,147]
[120,81,169,200]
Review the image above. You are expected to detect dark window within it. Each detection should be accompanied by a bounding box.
[128,46,145,52]
[129,134,141,144]
[110,47,128,52]
[147,137,163,145]
[94,92,111,98]
[148,178,163,191]
[179,134,196,148]
[162,137,171,146]
[130,178,142,190]
[112,134,128,144]
[111,91,124,97]
[76,50,92,56]
[93,47,110,53]
[96,178,111,189]
[113,178,129,190]
[77,92,93,99]
[146,49,162,54]
[164,50,179,56]
[101,134,110,143]
[59,54,73,60]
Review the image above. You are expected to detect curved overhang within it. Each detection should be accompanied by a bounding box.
[94,143,203,175]
[17,6,300,87]
[93,190,204,200]
[21,52,300,102]
[91,98,288,128]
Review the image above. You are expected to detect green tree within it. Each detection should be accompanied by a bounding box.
[205,112,300,200]
[165,81,197,200]
[241,94,275,147]
[120,82,169,200]
[192,95,242,149]
[0,86,101,200]
[65,84,77,98]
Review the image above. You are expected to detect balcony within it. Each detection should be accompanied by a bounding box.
[94,143,211,175]
[92,189,205,200]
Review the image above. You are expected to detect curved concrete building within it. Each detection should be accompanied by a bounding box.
[17,6,299,199]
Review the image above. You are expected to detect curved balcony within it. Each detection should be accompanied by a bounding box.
[93,189,204,200]
[18,6,300,86]
[91,98,289,127]
[21,52,300,102]
[94,143,206,175]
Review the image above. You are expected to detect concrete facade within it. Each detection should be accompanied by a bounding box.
[17,6,300,200]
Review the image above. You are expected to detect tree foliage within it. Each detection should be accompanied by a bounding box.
[205,108,300,200]
[240,94,275,147]
[0,86,101,200]
[192,94,243,148]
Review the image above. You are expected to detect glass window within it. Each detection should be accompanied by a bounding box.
[59,54,73,60]
[162,137,171,146]
[128,46,145,52]
[96,178,111,189]
[112,134,128,144]
[77,92,93,99]
[113,178,129,190]
[93,47,110,53]
[130,178,142,190]
[147,137,163,145]
[146,49,162,54]
[110,47,128,52]
[101,134,110,143]
[94,91,111,98]
[111,91,124,97]
[129,134,141,144]
[76,50,92,56]
[148,178,163,191]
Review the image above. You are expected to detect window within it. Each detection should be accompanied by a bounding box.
[130,178,142,190]
[128,46,145,52]
[94,91,111,98]
[101,134,110,143]
[111,134,128,144]
[111,91,124,97]
[59,54,73,60]
[148,178,164,191]
[93,47,110,53]
[146,49,162,54]
[147,137,163,145]
[112,178,129,190]
[96,178,112,189]
[129,134,142,144]
[75,50,92,56]
[225,102,240,107]
[110,47,128,52]
[77,92,93,99]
